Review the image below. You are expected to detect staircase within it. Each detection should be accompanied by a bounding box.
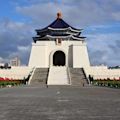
[30,68,49,85]
[48,66,69,85]
[69,68,88,86]
[30,67,88,86]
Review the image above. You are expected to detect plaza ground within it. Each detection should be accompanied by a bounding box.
[0,85,120,120]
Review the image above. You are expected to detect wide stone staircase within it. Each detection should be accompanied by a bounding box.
[30,68,49,85]
[29,67,88,86]
[48,66,69,85]
[69,68,88,86]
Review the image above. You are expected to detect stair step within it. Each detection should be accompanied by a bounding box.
[48,67,69,85]
[30,68,49,85]
[69,68,88,85]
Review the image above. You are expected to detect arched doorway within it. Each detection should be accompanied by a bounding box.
[53,51,65,66]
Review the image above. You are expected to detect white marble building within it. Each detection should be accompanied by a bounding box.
[27,12,120,85]
[29,12,90,69]
[0,12,120,85]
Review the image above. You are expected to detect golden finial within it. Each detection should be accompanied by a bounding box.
[57,12,62,19]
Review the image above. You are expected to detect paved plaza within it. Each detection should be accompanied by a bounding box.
[0,85,120,120]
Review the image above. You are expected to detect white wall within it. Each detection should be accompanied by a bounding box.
[85,66,120,79]
[73,43,90,68]
[28,40,90,68]
[29,43,47,67]
[0,66,33,80]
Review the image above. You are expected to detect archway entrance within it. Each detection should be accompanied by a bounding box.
[53,51,65,66]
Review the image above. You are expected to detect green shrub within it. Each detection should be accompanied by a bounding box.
[92,79,120,89]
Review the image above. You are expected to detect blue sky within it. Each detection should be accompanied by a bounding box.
[0,0,120,66]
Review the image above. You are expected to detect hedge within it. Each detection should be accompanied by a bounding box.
[92,80,120,88]
[0,80,26,88]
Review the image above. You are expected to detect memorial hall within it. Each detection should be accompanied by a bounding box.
[0,12,120,86]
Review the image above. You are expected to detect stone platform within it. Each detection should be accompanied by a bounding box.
[0,85,120,120]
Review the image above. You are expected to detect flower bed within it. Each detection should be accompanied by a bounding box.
[92,79,120,88]
[0,77,26,88]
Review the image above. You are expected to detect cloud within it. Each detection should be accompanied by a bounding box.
[86,32,120,66]
[16,0,120,27]
[112,12,120,21]
[17,45,30,52]
[0,19,33,65]
[0,57,4,63]
[0,0,120,66]
[8,45,31,65]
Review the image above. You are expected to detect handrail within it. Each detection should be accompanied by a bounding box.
[28,67,36,85]
[67,67,71,85]
[82,68,90,84]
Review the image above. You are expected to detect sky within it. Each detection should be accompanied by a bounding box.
[0,0,120,66]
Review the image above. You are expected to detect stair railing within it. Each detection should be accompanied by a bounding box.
[28,67,36,85]
[82,68,90,84]
[67,67,71,85]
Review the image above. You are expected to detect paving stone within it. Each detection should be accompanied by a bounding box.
[0,86,120,120]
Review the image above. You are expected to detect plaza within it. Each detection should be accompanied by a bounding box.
[0,85,120,120]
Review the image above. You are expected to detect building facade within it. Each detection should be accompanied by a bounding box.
[29,12,90,69]
[0,12,120,85]
[10,57,21,66]
[28,12,120,85]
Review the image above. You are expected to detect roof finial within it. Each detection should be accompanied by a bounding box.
[57,12,62,19]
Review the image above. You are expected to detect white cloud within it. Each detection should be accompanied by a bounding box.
[86,33,120,66]
[17,45,31,52]
[16,0,120,27]
[112,12,120,21]
[0,57,4,63]
[0,0,120,66]
[0,19,33,65]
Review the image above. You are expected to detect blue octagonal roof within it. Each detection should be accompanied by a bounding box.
[46,18,70,28]
[37,12,81,31]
